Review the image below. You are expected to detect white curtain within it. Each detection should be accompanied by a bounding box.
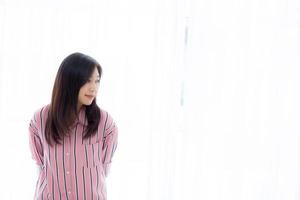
[0,0,300,199]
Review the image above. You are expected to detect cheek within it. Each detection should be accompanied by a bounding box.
[79,85,88,93]
[78,88,85,99]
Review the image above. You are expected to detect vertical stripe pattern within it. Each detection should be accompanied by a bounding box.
[28,104,118,200]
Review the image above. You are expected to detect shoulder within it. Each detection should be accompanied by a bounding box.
[99,107,116,124]
[99,108,118,136]
[32,104,50,124]
[33,103,50,116]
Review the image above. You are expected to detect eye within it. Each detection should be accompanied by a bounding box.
[96,79,100,83]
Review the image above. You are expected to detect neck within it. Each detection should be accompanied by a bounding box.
[77,103,82,114]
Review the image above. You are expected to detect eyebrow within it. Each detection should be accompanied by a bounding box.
[90,75,100,79]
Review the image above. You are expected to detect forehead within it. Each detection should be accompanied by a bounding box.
[90,67,100,78]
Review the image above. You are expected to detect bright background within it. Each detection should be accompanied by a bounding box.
[0,0,300,199]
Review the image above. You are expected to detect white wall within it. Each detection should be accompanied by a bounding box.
[0,0,299,199]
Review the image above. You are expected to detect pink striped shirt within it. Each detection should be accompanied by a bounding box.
[28,104,118,200]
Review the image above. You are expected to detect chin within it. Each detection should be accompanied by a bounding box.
[84,101,94,106]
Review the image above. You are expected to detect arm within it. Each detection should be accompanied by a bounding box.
[101,112,118,177]
[28,110,44,168]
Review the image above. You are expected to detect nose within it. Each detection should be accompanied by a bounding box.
[90,87,96,92]
[88,81,98,92]
[89,85,97,93]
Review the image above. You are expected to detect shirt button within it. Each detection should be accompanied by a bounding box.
[67,171,70,174]
[66,152,70,156]
[68,191,71,194]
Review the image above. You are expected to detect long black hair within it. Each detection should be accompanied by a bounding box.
[45,52,102,146]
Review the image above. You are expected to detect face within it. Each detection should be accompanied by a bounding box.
[77,67,100,110]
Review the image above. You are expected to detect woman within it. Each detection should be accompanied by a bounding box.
[28,52,118,200]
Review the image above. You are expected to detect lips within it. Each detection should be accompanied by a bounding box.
[85,95,94,98]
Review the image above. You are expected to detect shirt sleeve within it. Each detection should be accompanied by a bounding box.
[28,110,44,166]
[101,112,118,177]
